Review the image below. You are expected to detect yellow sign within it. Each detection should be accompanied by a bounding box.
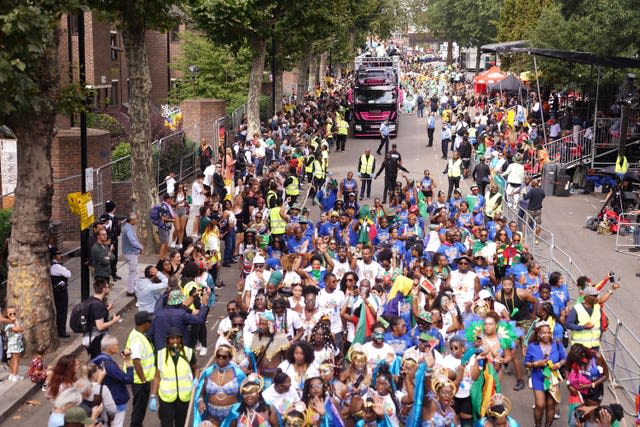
[67,192,95,230]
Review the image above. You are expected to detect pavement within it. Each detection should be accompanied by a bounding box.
[2,111,637,424]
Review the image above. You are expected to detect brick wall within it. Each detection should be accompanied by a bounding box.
[283,71,298,96]
[146,31,169,105]
[111,181,134,216]
[180,99,227,146]
[51,128,112,247]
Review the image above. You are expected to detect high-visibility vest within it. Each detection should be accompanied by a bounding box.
[447,159,462,178]
[484,192,502,218]
[286,176,299,196]
[571,303,601,348]
[305,155,315,174]
[157,347,193,402]
[310,138,319,152]
[615,155,628,175]
[313,160,325,179]
[338,119,349,136]
[270,207,286,235]
[360,155,374,175]
[181,281,200,310]
[125,329,155,384]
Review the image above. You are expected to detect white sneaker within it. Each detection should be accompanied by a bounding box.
[199,347,207,356]
[10,375,23,382]
[195,343,203,351]
[7,374,14,382]
[176,244,183,249]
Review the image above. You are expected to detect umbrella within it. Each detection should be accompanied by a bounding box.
[487,74,525,92]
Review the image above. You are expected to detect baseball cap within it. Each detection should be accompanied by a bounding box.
[583,286,599,297]
[135,311,152,325]
[253,255,266,264]
[478,289,493,300]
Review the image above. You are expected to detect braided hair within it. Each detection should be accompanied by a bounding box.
[310,319,335,350]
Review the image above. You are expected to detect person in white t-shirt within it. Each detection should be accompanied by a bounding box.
[190,173,206,236]
[440,335,477,426]
[272,298,303,342]
[352,247,383,286]
[317,273,346,349]
[477,289,509,319]
[203,158,216,188]
[242,255,270,310]
[361,322,395,372]
[449,255,480,315]
[164,172,176,196]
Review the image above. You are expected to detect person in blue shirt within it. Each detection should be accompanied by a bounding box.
[91,335,134,420]
[401,213,423,239]
[383,316,414,356]
[286,225,312,254]
[374,216,391,246]
[437,230,463,267]
[287,204,301,223]
[548,271,570,311]
[318,211,340,238]
[316,179,338,212]
[533,283,564,317]
[389,227,406,259]
[300,218,314,241]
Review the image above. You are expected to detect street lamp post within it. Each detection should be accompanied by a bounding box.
[78,10,90,301]
[188,65,199,96]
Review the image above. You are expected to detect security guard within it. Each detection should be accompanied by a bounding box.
[310,152,326,202]
[127,311,155,427]
[304,152,316,184]
[284,166,300,204]
[150,327,198,427]
[269,203,290,240]
[443,150,463,200]
[266,181,279,209]
[484,184,503,223]
[336,115,349,152]
[568,286,602,349]
[358,148,376,200]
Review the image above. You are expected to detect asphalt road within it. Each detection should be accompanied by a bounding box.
[7,111,635,425]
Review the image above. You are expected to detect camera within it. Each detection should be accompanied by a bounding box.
[609,271,617,282]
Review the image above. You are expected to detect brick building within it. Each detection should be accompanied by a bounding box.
[57,12,184,113]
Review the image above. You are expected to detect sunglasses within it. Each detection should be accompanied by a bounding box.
[232,323,244,328]
[458,261,469,265]
[216,353,230,360]
[7,313,16,317]
[254,264,265,268]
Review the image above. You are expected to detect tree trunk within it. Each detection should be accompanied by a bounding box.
[475,46,482,75]
[247,37,267,137]
[446,40,453,65]
[296,52,311,105]
[6,41,59,353]
[274,67,284,111]
[122,26,157,251]
[319,52,328,89]
[308,55,319,91]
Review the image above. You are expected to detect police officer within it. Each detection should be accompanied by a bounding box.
[374,152,409,204]
[150,327,198,427]
[358,148,376,200]
[443,150,463,200]
[50,246,71,338]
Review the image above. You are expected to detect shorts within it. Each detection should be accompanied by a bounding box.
[174,206,187,217]
[421,190,433,199]
[528,209,542,224]
[159,227,171,244]
[454,396,472,415]
[462,159,471,169]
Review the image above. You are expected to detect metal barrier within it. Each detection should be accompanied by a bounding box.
[615,213,640,257]
[231,103,247,133]
[500,185,640,415]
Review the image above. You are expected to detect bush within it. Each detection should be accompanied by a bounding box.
[112,142,132,181]
[87,113,127,138]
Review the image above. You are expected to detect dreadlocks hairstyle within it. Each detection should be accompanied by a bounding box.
[310,318,335,350]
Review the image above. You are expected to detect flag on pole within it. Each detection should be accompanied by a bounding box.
[352,300,375,345]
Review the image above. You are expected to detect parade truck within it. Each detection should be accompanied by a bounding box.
[352,55,401,137]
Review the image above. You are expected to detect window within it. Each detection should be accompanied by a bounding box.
[110,81,119,107]
[110,32,119,60]
[354,89,397,105]
[170,24,180,43]
[68,14,79,35]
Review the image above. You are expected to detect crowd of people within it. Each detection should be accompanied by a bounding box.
[36,60,628,427]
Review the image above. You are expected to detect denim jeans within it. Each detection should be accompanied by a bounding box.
[223,229,235,264]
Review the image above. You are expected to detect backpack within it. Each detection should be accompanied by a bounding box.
[69,299,97,333]
[149,205,164,227]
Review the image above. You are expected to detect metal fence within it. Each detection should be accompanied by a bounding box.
[500,187,640,415]
[231,103,247,132]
